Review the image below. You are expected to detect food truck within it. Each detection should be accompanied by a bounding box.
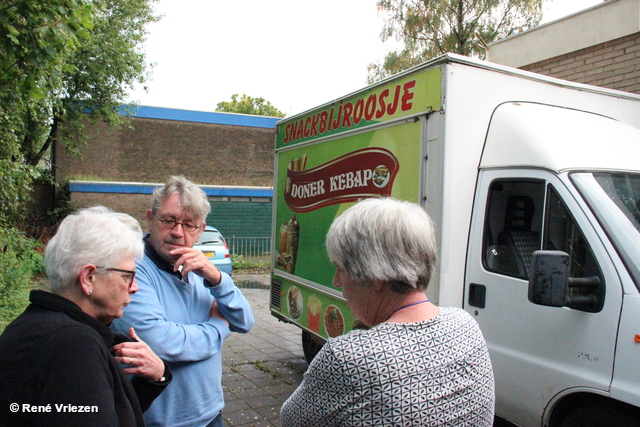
[270,53,640,426]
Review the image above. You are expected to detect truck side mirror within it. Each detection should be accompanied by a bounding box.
[528,250,601,311]
[528,250,570,307]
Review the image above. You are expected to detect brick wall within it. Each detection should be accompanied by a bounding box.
[52,108,278,232]
[71,191,152,227]
[54,115,276,189]
[520,32,640,95]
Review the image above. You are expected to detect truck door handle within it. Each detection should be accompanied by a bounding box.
[469,283,486,308]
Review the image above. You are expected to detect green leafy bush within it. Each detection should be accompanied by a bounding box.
[231,254,269,274]
[0,226,45,332]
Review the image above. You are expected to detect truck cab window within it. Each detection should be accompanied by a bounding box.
[572,172,640,291]
[483,180,544,278]
[483,180,604,303]
[545,186,592,277]
[545,185,605,311]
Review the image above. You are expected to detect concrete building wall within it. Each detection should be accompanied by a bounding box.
[519,32,640,94]
[487,0,640,95]
[487,0,638,68]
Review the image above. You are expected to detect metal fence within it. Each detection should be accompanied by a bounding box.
[227,236,271,260]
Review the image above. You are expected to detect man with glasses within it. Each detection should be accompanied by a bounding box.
[112,176,254,427]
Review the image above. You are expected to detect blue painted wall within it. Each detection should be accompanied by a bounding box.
[69,181,273,198]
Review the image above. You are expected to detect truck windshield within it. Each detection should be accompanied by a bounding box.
[571,172,640,291]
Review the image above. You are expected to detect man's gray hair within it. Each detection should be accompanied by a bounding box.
[326,197,438,293]
[152,176,211,221]
[45,206,144,291]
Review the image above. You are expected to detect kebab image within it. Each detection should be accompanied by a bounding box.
[277,214,300,274]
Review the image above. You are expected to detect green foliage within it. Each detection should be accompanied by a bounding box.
[231,254,270,273]
[66,174,117,182]
[0,0,94,99]
[0,192,76,332]
[1,0,94,223]
[0,0,157,331]
[216,94,286,118]
[0,0,158,226]
[0,227,45,333]
[368,0,543,83]
[0,160,39,224]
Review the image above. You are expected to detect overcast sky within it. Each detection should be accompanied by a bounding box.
[126,0,604,117]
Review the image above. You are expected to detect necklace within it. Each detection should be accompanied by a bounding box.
[387,299,430,320]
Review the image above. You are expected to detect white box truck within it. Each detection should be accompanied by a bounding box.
[269,54,640,426]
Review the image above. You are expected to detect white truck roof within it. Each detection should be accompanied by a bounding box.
[480,102,640,173]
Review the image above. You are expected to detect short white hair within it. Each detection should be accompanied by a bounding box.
[326,198,438,293]
[45,206,144,291]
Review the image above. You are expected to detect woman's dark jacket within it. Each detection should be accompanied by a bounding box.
[0,290,172,426]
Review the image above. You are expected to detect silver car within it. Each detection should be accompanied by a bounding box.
[194,226,232,275]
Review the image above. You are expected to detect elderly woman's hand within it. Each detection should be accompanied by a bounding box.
[112,327,165,382]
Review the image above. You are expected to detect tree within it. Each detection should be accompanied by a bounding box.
[368,0,543,83]
[0,0,94,101]
[0,0,158,223]
[1,0,94,222]
[25,0,160,167]
[0,1,91,318]
[216,94,286,118]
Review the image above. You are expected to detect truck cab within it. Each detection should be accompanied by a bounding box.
[465,102,640,426]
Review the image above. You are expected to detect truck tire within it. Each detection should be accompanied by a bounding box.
[302,330,324,364]
[558,406,640,427]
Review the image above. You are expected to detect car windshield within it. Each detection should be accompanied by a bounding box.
[197,230,223,245]
[571,172,640,291]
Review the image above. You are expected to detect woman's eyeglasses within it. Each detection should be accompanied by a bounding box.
[96,267,136,287]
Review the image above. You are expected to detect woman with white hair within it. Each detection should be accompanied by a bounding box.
[0,207,171,426]
[281,197,495,426]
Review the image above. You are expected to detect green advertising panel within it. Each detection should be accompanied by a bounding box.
[272,119,422,338]
[274,280,355,340]
[275,66,441,149]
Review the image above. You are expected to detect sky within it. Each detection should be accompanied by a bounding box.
[126,0,604,117]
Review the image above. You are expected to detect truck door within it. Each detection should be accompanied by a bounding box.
[465,169,623,427]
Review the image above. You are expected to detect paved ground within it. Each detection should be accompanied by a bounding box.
[222,274,308,427]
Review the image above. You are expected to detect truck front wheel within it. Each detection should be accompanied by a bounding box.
[302,330,324,364]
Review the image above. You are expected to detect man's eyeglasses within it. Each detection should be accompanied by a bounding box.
[96,267,136,287]
[154,213,202,233]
